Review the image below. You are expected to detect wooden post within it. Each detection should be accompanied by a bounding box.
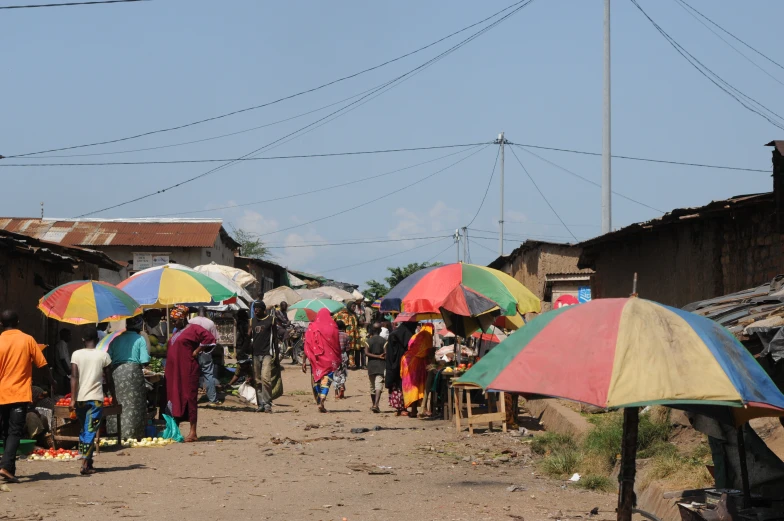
[737,426,751,508]
[617,407,639,521]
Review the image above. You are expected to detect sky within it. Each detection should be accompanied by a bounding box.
[2,0,783,289]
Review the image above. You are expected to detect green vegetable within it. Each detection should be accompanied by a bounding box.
[148,358,164,373]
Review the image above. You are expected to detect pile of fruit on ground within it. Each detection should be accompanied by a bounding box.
[104,437,176,448]
[28,448,79,461]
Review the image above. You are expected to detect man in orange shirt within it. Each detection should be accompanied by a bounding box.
[0,310,54,483]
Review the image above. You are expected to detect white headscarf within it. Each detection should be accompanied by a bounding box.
[380,327,390,340]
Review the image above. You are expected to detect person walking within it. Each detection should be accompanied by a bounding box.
[401,323,434,418]
[302,309,341,413]
[54,328,72,394]
[334,321,350,399]
[0,310,55,483]
[107,315,150,440]
[364,325,386,413]
[385,322,416,416]
[251,302,276,413]
[70,326,115,475]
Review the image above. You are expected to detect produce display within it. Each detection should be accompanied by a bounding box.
[120,437,175,448]
[148,358,164,373]
[56,395,114,407]
[28,448,80,461]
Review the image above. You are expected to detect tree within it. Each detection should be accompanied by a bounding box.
[231,226,269,260]
[365,261,442,300]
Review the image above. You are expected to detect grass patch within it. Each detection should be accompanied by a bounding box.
[640,451,713,489]
[289,389,312,396]
[531,432,577,455]
[539,448,582,478]
[582,409,671,472]
[575,474,615,492]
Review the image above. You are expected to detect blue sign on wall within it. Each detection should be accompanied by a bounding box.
[578,286,592,303]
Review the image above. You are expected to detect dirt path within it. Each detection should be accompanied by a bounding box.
[2,367,616,521]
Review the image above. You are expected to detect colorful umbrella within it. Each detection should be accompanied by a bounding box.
[380,263,540,325]
[371,299,382,309]
[457,297,784,421]
[289,298,345,322]
[117,264,235,308]
[457,297,784,520]
[97,330,125,352]
[553,294,579,309]
[38,281,142,324]
[471,327,500,343]
[288,308,318,322]
[493,313,524,330]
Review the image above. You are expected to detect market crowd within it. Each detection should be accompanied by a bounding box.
[0,298,445,484]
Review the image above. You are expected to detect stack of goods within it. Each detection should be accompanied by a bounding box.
[28,448,79,461]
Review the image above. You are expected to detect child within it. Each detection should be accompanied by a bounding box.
[69,326,115,475]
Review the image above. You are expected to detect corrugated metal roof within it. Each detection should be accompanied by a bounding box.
[0,218,233,248]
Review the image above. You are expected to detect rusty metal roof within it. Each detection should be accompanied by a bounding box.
[0,228,121,270]
[0,218,238,249]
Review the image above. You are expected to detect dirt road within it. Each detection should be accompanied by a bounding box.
[2,367,616,521]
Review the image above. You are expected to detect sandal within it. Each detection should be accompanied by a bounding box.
[371,406,380,413]
[0,470,20,483]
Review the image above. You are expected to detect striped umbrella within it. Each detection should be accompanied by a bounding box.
[457,297,784,519]
[117,264,235,308]
[380,263,540,336]
[38,281,141,325]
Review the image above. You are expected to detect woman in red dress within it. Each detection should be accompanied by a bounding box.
[165,306,216,442]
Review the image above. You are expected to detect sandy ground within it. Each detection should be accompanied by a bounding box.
[2,367,617,521]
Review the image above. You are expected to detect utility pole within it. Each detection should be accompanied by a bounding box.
[602,0,612,234]
[495,132,506,255]
[462,226,468,264]
[454,229,461,263]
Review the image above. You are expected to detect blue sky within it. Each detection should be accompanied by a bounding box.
[3,0,782,287]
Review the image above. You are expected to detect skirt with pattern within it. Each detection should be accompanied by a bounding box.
[108,363,147,440]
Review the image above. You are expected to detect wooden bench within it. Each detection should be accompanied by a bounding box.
[452,383,506,434]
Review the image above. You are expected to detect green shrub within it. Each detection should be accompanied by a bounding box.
[575,474,615,492]
[582,410,671,470]
[531,432,577,455]
[539,448,582,478]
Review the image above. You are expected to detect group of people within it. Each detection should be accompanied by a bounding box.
[301,309,435,417]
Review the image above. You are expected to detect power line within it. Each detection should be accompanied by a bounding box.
[262,231,459,247]
[265,235,451,249]
[467,228,581,241]
[76,2,533,217]
[508,146,578,242]
[503,220,600,228]
[426,242,459,264]
[629,0,784,132]
[321,237,450,275]
[5,0,528,159]
[0,0,145,9]
[508,142,767,173]
[465,146,500,228]
[149,144,485,218]
[673,0,784,88]
[0,143,489,167]
[472,239,501,256]
[256,145,490,238]
[515,145,665,213]
[675,0,784,73]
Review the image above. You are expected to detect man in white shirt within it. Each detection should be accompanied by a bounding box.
[70,327,115,475]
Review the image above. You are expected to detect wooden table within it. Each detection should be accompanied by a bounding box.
[452,383,507,434]
[52,404,122,452]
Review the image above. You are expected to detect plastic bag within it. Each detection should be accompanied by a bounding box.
[161,414,184,443]
[238,382,258,406]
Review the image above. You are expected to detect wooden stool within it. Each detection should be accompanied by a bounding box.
[52,404,122,453]
[453,384,506,434]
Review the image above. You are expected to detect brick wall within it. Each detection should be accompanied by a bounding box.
[720,210,784,292]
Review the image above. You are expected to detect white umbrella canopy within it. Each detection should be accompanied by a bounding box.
[192,267,254,303]
[263,286,302,307]
[351,289,364,301]
[315,286,356,303]
[296,288,331,300]
[194,262,257,288]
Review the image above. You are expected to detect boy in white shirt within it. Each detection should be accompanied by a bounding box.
[69,327,116,476]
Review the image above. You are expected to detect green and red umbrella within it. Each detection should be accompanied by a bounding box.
[288,298,344,322]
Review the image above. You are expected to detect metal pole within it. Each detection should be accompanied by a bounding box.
[455,229,460,263]
[602,0,612,234]
[737,427,751,508]
[462,227,468,264]
[499,132,505,255]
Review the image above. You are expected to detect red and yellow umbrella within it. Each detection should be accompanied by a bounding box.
[38,281,142,324]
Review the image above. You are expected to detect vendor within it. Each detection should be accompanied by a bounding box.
[143,310,167,355]
[26,386,54,448]
[107,316,151,440]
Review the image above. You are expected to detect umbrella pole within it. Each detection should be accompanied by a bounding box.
[737,426,751,508]
[617,407,639,521]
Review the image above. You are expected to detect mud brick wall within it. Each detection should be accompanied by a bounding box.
[720,210,784,291]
